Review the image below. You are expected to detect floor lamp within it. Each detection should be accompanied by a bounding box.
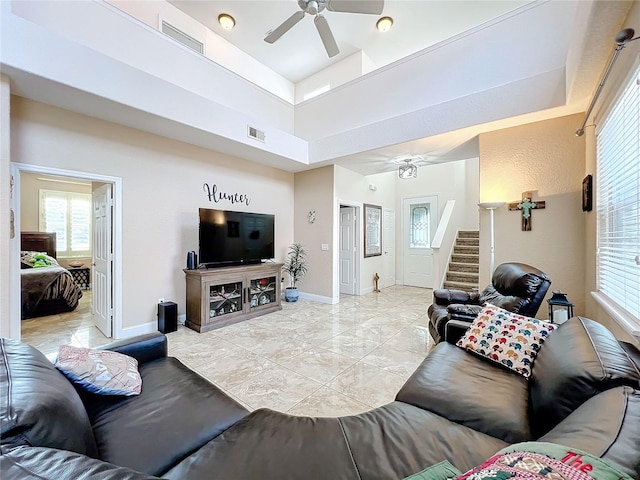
[478,202,505,274]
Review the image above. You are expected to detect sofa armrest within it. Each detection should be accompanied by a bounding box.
[1,446,158,480]
[444,319,472,344]
[447,304,482,322]
[99,332,167,365]
[433,289,481,306]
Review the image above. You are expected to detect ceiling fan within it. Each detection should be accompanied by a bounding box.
[264,0,384,58]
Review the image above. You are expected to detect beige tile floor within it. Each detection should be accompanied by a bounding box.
[22,285,434,417]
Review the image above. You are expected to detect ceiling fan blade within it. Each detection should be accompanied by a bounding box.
[326,0,384,15]
[314,15,339,58]
[264,10,306,44]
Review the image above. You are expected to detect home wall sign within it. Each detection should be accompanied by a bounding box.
[508,191,546,231]
[203,183,251,206]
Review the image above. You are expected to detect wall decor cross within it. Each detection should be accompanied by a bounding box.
[508,191,546,231]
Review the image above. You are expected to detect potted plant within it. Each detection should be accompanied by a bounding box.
[282,243,307,302]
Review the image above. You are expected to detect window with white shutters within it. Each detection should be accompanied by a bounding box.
[39,190,92,257]
[595,65,640,332]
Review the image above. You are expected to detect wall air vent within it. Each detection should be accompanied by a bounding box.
[247,126,266,143]
[161,21,204,54]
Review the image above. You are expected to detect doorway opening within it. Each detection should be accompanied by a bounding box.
[10,163,122,352]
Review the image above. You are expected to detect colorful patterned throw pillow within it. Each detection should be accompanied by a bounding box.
[55,345,142,396]
[456,304,556,378]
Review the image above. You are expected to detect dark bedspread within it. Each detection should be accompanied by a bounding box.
[21,266,83,319]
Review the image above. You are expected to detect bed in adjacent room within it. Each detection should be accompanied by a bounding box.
[21,232,83,319]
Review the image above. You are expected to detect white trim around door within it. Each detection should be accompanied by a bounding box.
[10,163,124,340]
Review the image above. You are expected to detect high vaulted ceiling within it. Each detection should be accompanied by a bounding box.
[168,0,530,83]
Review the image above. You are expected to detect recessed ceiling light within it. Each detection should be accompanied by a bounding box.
[376,16,393,32]
[218,13,235,30]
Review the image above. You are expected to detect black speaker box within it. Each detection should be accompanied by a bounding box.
[158,301,178,334]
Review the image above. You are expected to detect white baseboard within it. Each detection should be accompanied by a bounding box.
[298,292,338,304]
[359,286,374,295]
[178,314,186,325]
[118,321,157,339]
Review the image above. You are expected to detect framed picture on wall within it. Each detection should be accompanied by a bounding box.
[582,174,593,212]
[364,204,382,257]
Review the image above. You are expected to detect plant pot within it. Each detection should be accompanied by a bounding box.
[284,287,299,303]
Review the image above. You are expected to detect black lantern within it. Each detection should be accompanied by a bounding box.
[547,290,574,324]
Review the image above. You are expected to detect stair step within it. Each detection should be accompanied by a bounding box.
[458,231,479,239]
[456,237,479,246]
[443,280,479,292]
[447,272,479,283]
[449,262,479,273]
[452,253,479,264]
[453,245,479,255]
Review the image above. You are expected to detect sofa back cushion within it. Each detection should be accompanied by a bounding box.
[529,317,640,437]
[396,342,532,443]
[538,386,640,480]
[0,338,98,457]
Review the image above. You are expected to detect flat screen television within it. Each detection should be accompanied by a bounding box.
[199,208,275,267]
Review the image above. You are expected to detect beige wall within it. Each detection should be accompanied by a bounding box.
[0,76,11,338]
[479,113,586,319]
[293,166,335,300]
[11,97,294,332]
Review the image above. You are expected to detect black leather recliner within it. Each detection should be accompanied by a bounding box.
[428,262,552,344]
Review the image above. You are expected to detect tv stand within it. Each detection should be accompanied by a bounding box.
[184,263,283,333]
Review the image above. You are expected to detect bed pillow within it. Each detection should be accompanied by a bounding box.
[456,303,556,378]
[20,251,59,268]
[55,345,142,396]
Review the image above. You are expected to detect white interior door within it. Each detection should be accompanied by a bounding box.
[339,206,356,295]
[92,184,112,337]
[403,196,437,288]
[382,209,395,288]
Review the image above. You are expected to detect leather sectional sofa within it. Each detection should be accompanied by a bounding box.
[1,317,639,480]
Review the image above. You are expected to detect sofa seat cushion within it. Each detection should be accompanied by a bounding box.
[0,339,98,457]
[529,317,640,437]
[164,408,361,480]
[396,342,531,443]
[539,387,640,480]
[80,356,248,476]
[339,401,509,479]
[0,446,158,480]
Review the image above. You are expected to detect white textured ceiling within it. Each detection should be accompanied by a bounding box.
[168,0,530,83]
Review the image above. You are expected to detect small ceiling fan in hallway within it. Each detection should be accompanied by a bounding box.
[264,0,384,58]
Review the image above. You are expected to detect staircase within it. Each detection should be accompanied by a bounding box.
[443,230,479,291]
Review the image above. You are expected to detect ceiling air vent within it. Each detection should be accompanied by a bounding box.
[161,21,204,54]
[248,126,266,143]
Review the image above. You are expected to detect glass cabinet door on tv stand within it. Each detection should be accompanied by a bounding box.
[208,280,243,320]
[248,275,278,312]
[184,263,283,333]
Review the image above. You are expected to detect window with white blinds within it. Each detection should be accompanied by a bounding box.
[595,65,640,325]
[39,190,92,257]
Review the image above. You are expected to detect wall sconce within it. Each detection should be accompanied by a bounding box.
[308,210,316,223]
[218,13,236,30]
[547,290,574,324]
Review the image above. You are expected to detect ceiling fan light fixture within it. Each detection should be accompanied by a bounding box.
[218,13,236,30]
[376,16,393,32]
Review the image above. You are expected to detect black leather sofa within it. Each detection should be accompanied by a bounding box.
[2,317,639,480]
[429,262,552,343]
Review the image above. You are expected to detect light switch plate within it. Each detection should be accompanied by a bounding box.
[321,244,329,251]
